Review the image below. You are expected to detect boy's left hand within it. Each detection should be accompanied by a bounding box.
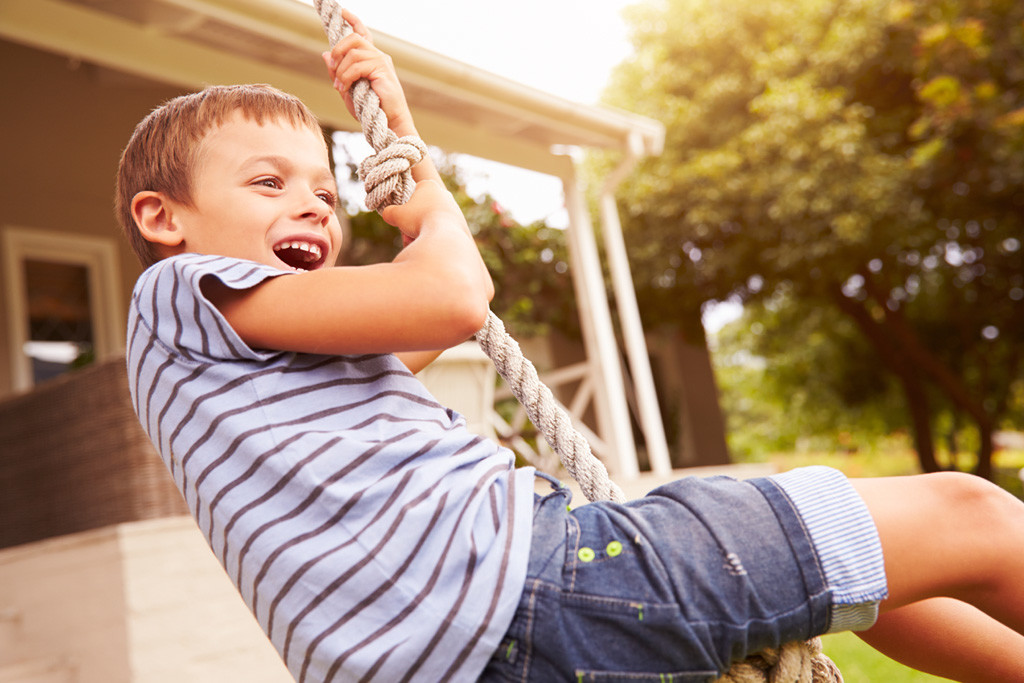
[322,10,415,138]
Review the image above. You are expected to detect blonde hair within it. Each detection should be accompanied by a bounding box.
[115,84,324,267]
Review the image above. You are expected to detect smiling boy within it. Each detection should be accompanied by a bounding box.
[119,82,527,683]
[117,10,1024,683]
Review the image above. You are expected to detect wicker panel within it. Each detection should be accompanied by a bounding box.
[0,357,187,550]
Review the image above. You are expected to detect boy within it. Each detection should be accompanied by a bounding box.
[118,10,1024,682]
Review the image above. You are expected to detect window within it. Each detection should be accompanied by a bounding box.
[3,227,123,392]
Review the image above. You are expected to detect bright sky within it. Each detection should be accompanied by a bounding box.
[317,0,635,105]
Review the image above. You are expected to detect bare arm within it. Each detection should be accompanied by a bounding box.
[396,349,446,374]
[204,180,493,356]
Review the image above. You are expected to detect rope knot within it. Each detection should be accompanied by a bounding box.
[714,638,841,683]
[359,135,429,212]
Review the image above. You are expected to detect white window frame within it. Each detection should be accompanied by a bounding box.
[3,227,124,392]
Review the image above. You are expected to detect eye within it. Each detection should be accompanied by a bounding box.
[254,176,282,190]
[317,190,338,207]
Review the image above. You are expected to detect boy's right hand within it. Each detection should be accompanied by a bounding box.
[322,10,415,139]
[322,9,443,188]
[381,179,465,245]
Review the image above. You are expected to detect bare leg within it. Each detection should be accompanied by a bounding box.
[850,473,1024,679]
[860,598,1024,682]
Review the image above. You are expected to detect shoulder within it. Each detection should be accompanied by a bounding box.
[129,254,291,362]
[136,254,287,293]
[132,254,293,318]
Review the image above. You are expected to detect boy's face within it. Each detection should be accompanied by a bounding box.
[170,112,343,271]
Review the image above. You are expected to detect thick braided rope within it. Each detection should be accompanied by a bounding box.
[315,0,427,211]
[312,4,839,681]
[715,637,843,683]
[477,311,626,503]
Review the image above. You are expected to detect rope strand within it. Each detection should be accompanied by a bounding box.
[477,311,626,503]
[315,0,426,211]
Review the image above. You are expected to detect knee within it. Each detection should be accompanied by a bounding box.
[921,473,1024,605]
[925,472,1020,529]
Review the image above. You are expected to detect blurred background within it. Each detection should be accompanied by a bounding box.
[1,0,1021,681]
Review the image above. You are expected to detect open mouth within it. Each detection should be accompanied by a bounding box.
[273,240,326,271]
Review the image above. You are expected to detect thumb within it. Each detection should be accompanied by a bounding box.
[379,203,417,243]
[379,202,401,226]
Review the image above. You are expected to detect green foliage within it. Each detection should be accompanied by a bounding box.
[604,0,918,305]
[714,294,906,459]
[341,158,579,339]
[764,442,1024,498]
[602,0,1024,472]
[464,202,581,339]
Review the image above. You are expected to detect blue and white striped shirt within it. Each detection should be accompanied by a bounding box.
[127,254,535,682]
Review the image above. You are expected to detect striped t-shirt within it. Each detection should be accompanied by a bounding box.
[126,254,536,682]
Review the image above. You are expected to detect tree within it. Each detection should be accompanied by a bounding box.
[603,0,1024,476]
[713,289,909,459]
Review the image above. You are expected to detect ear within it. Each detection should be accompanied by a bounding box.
[131,191,185,250]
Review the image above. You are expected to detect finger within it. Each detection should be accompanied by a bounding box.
[323,37,378,104]
[324,32,371,73]
[379,203,404,229]
[341,9,371,42]
[338,51,391,94]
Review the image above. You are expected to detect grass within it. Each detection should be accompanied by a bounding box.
[748,444,1024,681]
[759,445,1024,499]
[820,632,951,682]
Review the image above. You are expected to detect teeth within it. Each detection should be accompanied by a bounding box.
[274,241,323,261]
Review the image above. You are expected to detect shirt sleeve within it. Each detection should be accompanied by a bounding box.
[131,253,292,363]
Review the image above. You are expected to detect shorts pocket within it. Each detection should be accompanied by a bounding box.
[557,594,720,682]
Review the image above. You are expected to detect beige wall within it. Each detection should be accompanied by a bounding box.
[0,518,293,683]
[119,518,293,683]
[0,39,185,397]
[0,524,133,682]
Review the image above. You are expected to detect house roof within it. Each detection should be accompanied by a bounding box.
[1,0,664,175]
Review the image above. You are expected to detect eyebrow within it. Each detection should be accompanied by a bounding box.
[242,154,337,187]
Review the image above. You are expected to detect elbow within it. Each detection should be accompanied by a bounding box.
[445,286,490,341]
[437,270,491,343]
[402,253,492,347]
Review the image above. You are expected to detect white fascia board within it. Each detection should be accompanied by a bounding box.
[178,0,664,153]
[0,0,662,160]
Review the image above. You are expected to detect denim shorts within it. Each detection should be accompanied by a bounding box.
[478,468,887,682]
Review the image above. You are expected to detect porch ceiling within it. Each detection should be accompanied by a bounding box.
[0,0,663,175]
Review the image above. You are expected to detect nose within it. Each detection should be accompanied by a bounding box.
[297,189,334,227]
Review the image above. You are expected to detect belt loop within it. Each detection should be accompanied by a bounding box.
[526,476,571,581]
